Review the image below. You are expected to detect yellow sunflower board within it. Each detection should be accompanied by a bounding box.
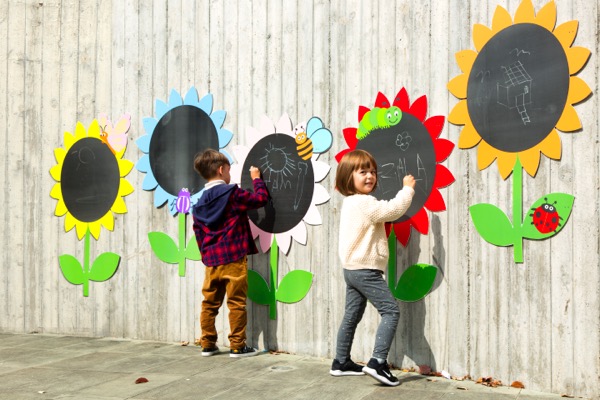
[50,116,134,296]
[448,0,590,263]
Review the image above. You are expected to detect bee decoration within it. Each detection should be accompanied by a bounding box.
[356,106,402,140]
[294,117,333,161]
[98,113,131,154]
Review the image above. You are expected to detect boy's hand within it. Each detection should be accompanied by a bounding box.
[403,174,416,189]
[249,166,261,180]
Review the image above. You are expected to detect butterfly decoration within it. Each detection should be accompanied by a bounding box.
[98,113,130,154]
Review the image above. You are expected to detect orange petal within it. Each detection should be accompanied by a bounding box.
[555,104,581,132]
[519,148,542,177]
[539,129,562,160]
[514,0,535,24]
[491,5,512,33]
[447,74,468,99]
[477,141,498,170]
[567,76,592,105]
[566,46,591,75]
[534,0,556,31]
[473,24,493,52]
[553,20,578,49]
[458,123,482,149]
[455,50,477,74]
[448,100,468,125]
[497,151,517,179]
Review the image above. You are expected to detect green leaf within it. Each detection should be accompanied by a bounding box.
[185,236,201,261]
[247,269,273,305]
[148,231,180,263]
[393,264,437,302]
[522,193,575,240]
[276,270,313,304]
[89,252,121,282]
[58,254,84,285]
[469,203,514,246]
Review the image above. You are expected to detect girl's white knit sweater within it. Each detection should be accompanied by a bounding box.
[338,186,415,272]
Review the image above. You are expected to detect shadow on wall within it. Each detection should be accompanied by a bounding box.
[393,214,446,372]
[247,252,279,352]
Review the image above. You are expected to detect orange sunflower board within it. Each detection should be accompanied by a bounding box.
[448,0,590,262]
[336,88,455,301]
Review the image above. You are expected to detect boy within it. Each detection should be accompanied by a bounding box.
[192,149,269,357]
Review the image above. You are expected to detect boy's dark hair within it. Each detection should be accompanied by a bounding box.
[194,149,231,180]
[335,149,378,196]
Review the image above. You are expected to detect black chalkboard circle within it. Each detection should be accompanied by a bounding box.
[61,137,121,223]
[241,134,315,234]
[467,23,569,153]
[149,105,219,196]
[356,113,436,223]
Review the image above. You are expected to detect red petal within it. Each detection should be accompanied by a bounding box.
[393,221,412,247]
[385,222,392,237]
[374,92,391,108]
[393,88,410,111]
[408,95,428,121]
[434,164,455,188]
[411,208,430,235]
[424,188,446,212]
[435,138,455,162]
[358,106,370,122]
[335,148,352,163]
[424,115,445,139]
[343,127,358,148]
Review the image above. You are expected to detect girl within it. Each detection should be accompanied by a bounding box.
[330,149,415,386]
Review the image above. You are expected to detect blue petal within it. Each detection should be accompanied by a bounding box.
[220,149,233,163]
[156,99,169,120]
[198,94,213,115]
[135,155,150,172]
[142,172,159,190]
[191,189,204,206]
[306,116,324,135]
[169,89,183,107]
[154,186,170,208]
[136,132,152,153]
[142,117,158,136]
[184,86,199,106]
[218,129,233,147]
[211,110,226,129]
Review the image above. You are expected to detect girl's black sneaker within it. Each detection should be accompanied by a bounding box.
[329,359,365,376]
[363,358,400,386]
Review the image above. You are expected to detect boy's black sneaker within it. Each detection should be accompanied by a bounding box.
[201,346,219,357]
[363,358,400,386]
[329,358,365,376]
[230,346,258,358]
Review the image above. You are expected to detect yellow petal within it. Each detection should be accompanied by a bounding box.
[447,74,468,99]
[448,100,468,125]
[49,164,62,182]
[497,151,517,179]
[75,122,87,140]
[458,123,482,149]
[75,221,87,240]
[50,183,62,200]
[539,129,562,160]
[491,5,512,34]
[118,159,134,177]
[88,120,100,138]
[473,24,493,52]
[119,179,134,197]
[89,221,102,240]
[65,213,77,232]
[555,104,581,132]
[477,141,498,170]
[567,76,592,105]
[514,0,535,24]
[534,0,556,31]
[99,212,114,231]
[115,148,127,159]
[112,195,128,214]
[54,147,66,164]
[63,131,75,150]
[455,50,477,74]
[519,148,542,177]
[566,46,591,75]
[553,20,578,49]
[54,199,68,217]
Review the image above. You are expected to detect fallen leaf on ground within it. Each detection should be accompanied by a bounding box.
[510,381,525,389]
[457,386,468,390]
[180,341,189,346]
[419,365,432,375]
[560,395,574,398]
[135,377,149,384]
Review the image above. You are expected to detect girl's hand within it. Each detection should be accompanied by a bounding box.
[250,166,261,180]
[403,174,416,189]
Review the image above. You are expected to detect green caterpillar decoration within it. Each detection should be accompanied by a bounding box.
[356,106,402,140]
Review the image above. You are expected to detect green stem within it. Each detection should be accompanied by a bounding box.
[388,227,397,293]
[83,229,90,297]
[269,237,278,319]
[178,213,186,277]
[512,157,524,263]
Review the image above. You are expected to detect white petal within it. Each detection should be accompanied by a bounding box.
[246,126,264,145]
[232,145,250,165]
[260,116,275,135]
[289,222,307,245]
[276,232,292,255]
[312,184,331,205]
[230,164,242,184]
[259,230,274,253]
[275,113,293,135]
[303,204,322,226]
[250,222,261,239]
[312,160,331,182]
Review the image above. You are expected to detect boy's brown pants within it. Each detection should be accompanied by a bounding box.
[200,256,248,350]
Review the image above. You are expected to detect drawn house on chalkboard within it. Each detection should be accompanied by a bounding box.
[497,61,532,125]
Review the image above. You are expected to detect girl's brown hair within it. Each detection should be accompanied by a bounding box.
[194,149,230,180]
[335,149,378,196]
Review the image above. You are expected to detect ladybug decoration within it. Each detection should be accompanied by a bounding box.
[531,198,562,234]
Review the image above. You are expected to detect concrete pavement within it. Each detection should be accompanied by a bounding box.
[0,333,580,400]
